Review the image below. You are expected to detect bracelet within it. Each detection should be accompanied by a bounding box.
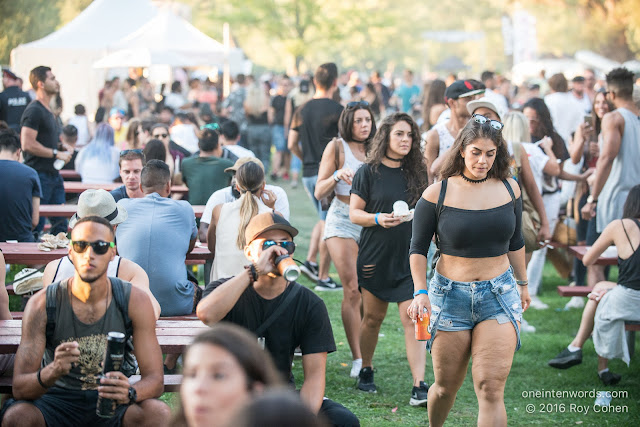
[244,264,258,283]
[516,280,528,286]
[413,289,428,297]
[374,212,381,225]
[37,368,49,389]
[333,170,340,182]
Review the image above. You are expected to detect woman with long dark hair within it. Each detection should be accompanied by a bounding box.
[171,323,282,427]
[409,115,530,426]
[349,112,429,405]
[314,101,376,378]
[548,185,640,385]
[421,79,447,131]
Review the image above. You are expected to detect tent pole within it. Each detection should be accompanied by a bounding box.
[223,22,230,99]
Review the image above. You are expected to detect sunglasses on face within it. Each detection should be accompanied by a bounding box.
[201,123,220,131]
[261,240,296,254]
[71,240,115,255]
[346,100,369,108]
[472,114,503,131]
[120,149,144,157]
[153,133,168,139]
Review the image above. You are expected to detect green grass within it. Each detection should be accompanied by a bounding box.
[7,179,639,426]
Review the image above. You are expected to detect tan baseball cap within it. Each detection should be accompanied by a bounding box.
[224,157,265,173]
[245,212,298,244]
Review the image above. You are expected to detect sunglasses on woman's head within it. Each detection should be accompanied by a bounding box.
[346,100,369,108]
[261,240,296,254]
[472,114,503,131]
[70,240,115,255]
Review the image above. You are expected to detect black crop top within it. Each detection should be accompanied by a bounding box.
[409,180,525,258]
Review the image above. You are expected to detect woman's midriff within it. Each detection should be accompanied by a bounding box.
[436,254,511,282]
[336,194,351,205]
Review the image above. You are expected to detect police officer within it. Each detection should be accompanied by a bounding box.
[0,69,30,133]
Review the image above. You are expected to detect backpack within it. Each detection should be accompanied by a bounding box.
[511,141,542,252]
[45,277,138,377]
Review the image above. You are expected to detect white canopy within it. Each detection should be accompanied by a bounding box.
[11,0,158,119]
[93,48,198,69]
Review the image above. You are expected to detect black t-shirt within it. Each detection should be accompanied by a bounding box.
[271,95,287,126]
[109,185,129,203]
[61,149,79,171]
[20,100,60,174]
[202,279,336,380]
[350,163,414,302]
[0,160,41,242]
[292,99,343,177]
[0,87,30,132]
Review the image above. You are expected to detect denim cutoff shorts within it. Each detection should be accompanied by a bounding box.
[323,198,362,243]
[426,268,523,353]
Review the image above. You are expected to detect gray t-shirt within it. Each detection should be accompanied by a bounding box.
[116,193,197,316]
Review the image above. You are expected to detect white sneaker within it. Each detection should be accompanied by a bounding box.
[350,359,362,378]
[564,296,585,310]
[520,318,536,333]
[529,296,549,310]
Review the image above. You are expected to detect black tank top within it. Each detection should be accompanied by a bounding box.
[43,279,131,390]
[618,218,640,291]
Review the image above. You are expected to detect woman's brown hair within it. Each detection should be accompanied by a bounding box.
[439,118,512,181]
[365,113,427,205]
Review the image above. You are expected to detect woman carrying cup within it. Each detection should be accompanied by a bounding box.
[349,112,429,406]
[314,101,376,379]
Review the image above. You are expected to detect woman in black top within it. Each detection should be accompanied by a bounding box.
[350,113,429,404]
[408,115,530,426]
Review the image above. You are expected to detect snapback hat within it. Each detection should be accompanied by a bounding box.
[444,80,484,102]
[245,212,298,244]
[69,189,128,228]
[466,96,504,121]
[225,157,265,173]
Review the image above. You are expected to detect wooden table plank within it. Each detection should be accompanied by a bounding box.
[568,245,617,266]
[40,204,205,218]
[59,170,81,180]
[64,182,189,195]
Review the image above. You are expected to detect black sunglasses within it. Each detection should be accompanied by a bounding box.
[71,240,115,255]
[472,114,503,131]
[120,149,144,157]
[346,100,369,108]
[153,133,169,139]
[262,240,296,254]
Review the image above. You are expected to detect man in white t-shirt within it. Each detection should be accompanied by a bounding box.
[218,120,255,159]
[199,157,289,243]
[544,73,584,147]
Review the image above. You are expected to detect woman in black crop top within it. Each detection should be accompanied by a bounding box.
[408,116,530,426]
[548,185,640,385]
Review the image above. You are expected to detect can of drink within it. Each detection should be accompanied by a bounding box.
[275,254,300,282]
[96,332,126,418]
[415,308,431,341]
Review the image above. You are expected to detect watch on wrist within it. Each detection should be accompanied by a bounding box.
[128,386,137,405]
[52,148,58,159]
[587,195,597,204]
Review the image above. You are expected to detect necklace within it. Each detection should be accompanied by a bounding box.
[385,155,403,162]
[461,173,488,184]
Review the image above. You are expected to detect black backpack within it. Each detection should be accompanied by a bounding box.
[45,277,138,377]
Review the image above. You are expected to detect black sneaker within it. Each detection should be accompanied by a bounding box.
[315,277,342,291]
[410,381,429,407]
[599,371,621,386]
[300,261,319,281]
[548,348,582,369]
[357,367,377,393]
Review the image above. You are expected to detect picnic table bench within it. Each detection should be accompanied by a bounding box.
[568,245,617,266]
[39,204,205,218]
[63,182,189,196]
[59,170,81,180]
[6,312,199,321]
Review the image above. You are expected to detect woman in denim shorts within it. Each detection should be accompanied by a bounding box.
[314,101,376,378]
[408,115,531,426]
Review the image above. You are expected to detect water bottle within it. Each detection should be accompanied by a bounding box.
[96,332,126,418]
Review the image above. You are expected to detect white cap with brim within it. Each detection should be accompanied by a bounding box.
[69,189,128,228]
[466,97,504,121]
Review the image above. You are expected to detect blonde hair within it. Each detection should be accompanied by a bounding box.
[503,111,531,143]
[244,83,269,116]
[235,161,265,249]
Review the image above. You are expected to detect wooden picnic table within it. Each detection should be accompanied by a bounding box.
[568,245,617,266]
[0,242,212,266]
[0,319,208,354]
[40,204,205,218]
[59,170,81,180]
[64,182,189,195]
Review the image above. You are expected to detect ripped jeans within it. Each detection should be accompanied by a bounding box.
[426,268,523,353]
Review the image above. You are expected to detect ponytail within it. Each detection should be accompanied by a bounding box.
[235,161,265,248]
[237,190,259,249]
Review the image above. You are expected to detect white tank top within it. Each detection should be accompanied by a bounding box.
[53,256,121,282]
[433,121,456,155]
[211,197,272,282]
[335,138,365,197]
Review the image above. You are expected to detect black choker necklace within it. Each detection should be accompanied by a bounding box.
[461,173,488,184]
[385,155,403,162]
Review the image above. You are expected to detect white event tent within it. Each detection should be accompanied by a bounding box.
[11,0,158,119]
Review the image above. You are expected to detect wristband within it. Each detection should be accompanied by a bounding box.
[37,368,49,389]
[333,170,340,182]
[413,289,428,297]
[244,264,258,282]
[374,212,381,225]
[516,280,528,286]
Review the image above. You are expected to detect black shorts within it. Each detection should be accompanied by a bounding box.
[1,386,128,427]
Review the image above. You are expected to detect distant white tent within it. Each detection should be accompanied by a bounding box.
[11,0,158,119]
[93,48,198,69]
[107,10,245,73]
